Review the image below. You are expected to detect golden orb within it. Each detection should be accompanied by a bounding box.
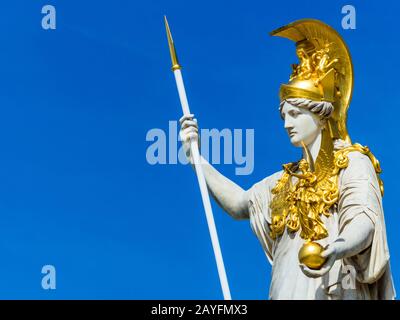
[298,241,326,270]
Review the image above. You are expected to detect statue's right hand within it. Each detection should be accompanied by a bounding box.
[179,114,199,163]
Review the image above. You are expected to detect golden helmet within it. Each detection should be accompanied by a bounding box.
[271,19,354,143]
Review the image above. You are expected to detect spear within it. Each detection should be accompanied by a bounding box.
[164,16,231,300]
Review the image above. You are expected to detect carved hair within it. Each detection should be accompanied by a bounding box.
[279,98,334,121]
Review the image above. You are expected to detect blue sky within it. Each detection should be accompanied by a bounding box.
[0,0,398,299]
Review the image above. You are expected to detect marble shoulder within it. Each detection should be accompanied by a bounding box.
[249,169,284,192]
[340,150,378,182]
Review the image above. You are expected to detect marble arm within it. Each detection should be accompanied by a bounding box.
[179,114,250,220]
[198,156,250,220]
[331,213,374,260]
[301,212,375,278]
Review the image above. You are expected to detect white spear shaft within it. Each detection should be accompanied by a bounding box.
[164,16,231,300]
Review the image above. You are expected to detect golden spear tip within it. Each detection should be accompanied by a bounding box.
[164,16,181,71]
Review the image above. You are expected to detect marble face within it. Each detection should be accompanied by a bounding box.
[280,101,322,147]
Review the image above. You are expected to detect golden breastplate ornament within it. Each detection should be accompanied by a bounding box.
[269,140,383,243]
[269,131,383,269]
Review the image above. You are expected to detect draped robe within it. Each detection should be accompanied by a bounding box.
[248,150,396,299]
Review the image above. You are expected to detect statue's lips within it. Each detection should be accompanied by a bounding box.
[289,131,297,137]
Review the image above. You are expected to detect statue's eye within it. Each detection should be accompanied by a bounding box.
[289,110,300,117]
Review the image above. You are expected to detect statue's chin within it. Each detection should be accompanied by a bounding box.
[289,139,302,147]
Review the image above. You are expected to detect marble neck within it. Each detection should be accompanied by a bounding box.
[302,130,322,163]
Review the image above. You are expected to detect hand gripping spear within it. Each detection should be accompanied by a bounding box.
[164,16,231,300]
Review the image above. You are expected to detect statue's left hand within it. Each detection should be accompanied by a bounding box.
[299,243,338,278]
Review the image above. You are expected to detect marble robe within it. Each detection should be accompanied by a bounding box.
[248,150,396,300]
